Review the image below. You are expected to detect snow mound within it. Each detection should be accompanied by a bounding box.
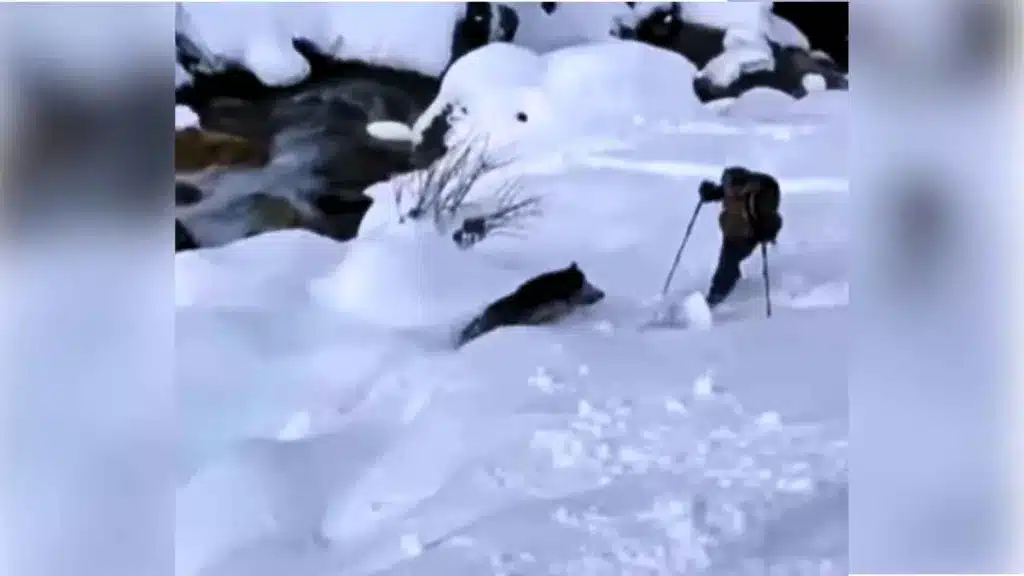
[716,88,798,119]
[411,40,704,165]
[175,230,343,309]
[309,222,523,331]
[717,88,851,122]
[682,292,714,330]
[177,316,848,576]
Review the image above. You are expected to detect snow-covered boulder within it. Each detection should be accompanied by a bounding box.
[407,40,702,169]
[175,2,519,91]
[614,2,846,103]
[309,220,527,332]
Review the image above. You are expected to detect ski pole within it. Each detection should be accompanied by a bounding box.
[661,200,704,296]
[761,242,772,318]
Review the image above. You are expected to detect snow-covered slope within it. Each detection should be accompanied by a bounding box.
[176,37,850,572]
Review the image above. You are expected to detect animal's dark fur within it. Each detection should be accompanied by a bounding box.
[457,262,605,347]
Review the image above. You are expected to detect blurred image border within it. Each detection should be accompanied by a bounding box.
[850,0,1022,574]
[1,4,175,576]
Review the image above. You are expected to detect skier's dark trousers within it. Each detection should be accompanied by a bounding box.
[698,167,782,307]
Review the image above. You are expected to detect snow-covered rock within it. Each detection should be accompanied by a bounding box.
[613,2,845,103]
[176,2,520,87]
[408,40,703,168]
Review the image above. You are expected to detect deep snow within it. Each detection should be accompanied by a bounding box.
[176,25,849,573]
[173,2,850,575]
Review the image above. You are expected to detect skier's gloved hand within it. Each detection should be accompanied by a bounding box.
[699,180,724,203]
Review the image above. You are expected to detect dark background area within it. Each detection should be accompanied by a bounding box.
[773,1,848,71]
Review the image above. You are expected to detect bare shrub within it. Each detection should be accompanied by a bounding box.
[393,137,541,249]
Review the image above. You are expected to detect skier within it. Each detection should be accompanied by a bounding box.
[698,166,783,308]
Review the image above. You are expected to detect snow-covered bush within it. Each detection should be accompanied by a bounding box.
[393,139,541,250]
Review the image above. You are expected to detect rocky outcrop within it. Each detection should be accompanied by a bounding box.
[614,2,847,103]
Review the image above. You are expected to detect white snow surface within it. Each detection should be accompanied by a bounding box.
[177,35,850,576]
[407,41,702,167]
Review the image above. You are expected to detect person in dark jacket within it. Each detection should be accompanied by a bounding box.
[698,166,783,307]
